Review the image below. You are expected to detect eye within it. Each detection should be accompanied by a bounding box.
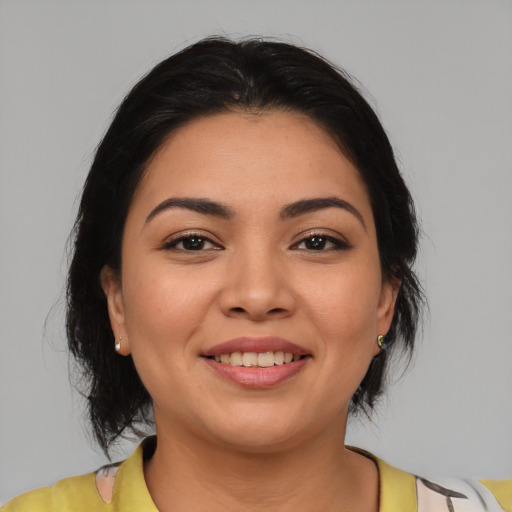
[162,233,221,251]
[292,233,351,251]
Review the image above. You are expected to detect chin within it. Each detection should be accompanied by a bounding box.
[199,405,331,454]
[215,428,308,454]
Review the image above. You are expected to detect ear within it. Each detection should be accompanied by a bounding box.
[374,277,400,352]
[100,265,130,355]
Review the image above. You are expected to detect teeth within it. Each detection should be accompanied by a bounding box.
[230,352,243,366]
[274,351,284,365]
[242,352,258,367]
[258,352,275,367]
[212,351,302,367]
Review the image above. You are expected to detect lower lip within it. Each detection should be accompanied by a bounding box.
[203,357,309,388]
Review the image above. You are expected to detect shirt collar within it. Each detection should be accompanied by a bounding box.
[112,437,418,512]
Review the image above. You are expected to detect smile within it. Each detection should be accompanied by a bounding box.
[208,351,304,367]
[202,337,311,388]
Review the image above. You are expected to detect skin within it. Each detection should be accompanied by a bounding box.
[102,111,398,512]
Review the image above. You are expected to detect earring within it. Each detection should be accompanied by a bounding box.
[115,336,122,353]
[377,334,386,350]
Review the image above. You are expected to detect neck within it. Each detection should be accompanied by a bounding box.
[144,414,379,512]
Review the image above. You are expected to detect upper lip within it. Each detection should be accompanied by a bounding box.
[202,337,310,357]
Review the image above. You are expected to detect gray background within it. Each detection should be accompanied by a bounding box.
[1,0,511,505]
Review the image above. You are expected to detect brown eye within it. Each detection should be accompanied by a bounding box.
[304,236,328,250]
[181,236,207,250]
[163,235,220,251]
[294,234,350,251]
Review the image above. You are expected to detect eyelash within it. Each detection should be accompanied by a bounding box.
[162,231,351,252]
[292,232,352,252]
[161,232,222,251]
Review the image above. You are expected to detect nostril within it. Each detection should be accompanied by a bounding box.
[230,307,287,315]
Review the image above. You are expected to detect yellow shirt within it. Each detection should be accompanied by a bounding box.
[3,440,511,511]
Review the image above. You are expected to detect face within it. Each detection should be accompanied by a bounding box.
[102,111,397,452]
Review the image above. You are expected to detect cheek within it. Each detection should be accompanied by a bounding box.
[121,263,215,359]
[298,265,382,342]
[119,269,212,406]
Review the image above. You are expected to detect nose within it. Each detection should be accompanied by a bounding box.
[218,247,296,322]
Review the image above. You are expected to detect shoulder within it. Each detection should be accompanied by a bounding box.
[2,439,157,512]
[479,479,512,511]
[415,475,512,512]
[352,447,512,512]
[377,455,512,512]
[1,471,105,512]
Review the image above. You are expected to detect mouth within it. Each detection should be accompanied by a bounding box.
[205,351,308,367]
[201,337,311,388]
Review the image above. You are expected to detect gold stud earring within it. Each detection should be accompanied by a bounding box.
[377,334,386,350]
[115,336,122,353]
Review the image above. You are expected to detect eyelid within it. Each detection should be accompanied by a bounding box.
[161,230,224,250]
[291,230,352,250]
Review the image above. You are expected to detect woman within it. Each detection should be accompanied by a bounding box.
[3,37,510,512]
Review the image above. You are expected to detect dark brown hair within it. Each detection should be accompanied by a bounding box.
[67,36,423,454]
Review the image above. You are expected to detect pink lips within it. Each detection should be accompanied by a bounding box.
[203,337,309,357]
[202,337,311,389]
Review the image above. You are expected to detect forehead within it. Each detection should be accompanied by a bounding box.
[133,111,371,217]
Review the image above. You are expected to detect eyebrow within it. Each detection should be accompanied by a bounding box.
[145,195,365,229]
[280,197,366,229]
[145,197,234,224]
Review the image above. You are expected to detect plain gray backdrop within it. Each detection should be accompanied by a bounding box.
[1,0,511,505]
